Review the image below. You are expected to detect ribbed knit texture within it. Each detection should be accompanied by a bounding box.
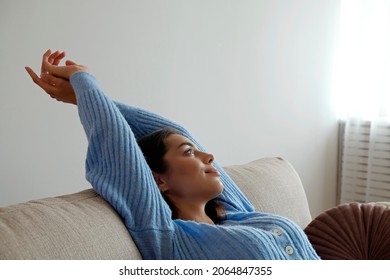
[70,71,320,260]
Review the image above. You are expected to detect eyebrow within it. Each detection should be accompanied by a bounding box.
[176,142,195,150]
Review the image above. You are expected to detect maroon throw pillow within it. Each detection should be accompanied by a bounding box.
[304,202,390,260]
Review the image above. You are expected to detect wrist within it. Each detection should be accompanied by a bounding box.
[70,71,100,98]
[70,66,89,78]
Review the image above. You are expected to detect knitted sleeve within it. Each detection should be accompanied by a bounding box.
[113,101,254,213]
[69,72,173,232]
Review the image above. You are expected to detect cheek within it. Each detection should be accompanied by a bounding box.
[166,159,203,187]
[169,159,201,178]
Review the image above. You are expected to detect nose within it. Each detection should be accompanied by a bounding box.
[201,151,214,164]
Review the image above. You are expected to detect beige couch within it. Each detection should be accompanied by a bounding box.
[0,157,312,260]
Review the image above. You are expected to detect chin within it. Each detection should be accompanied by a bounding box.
[211,182,224,198]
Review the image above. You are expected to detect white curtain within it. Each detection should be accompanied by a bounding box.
[336,0,390,203]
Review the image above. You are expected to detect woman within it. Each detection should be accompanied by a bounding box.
[25,50,320,260]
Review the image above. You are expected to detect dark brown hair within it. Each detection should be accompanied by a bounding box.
[137,127,225,223]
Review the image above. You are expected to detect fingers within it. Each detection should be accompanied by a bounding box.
[34,49,88,83]
[40,49,51,75]
[42,58,69,79]
[26,66,77,104]
[50,51,66,66]
[40,49,66,75]
[65,60,77,66]
[25,66,57,95]
[26,66,46,86]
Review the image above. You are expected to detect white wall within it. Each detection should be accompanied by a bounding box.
[0,0,340,217]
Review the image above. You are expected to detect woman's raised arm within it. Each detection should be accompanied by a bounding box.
[25,51,174,237]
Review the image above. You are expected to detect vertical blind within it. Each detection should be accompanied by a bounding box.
[339,120,390,203]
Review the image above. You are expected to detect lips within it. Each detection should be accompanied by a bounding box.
[205,167,220,176]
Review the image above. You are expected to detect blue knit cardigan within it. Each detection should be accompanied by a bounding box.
[70,71,319,260]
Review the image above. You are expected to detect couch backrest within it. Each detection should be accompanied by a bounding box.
[223,157,312,228]
[0,189,141,259]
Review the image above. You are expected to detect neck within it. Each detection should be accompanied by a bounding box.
[174,201,215,224]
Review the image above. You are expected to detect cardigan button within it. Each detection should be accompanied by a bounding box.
[273,228,283,236]
[285,246,294,255]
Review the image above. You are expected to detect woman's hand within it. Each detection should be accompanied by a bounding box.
[25,50,88,105]
[41,49,89,80]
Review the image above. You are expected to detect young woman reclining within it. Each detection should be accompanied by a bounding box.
[25,50,319,260]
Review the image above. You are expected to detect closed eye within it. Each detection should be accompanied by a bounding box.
[184,147,195,155]
[177,141,197,155]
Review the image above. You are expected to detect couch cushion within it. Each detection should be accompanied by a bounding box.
[223,157,312,228]
[0,189,142,259]
[304,202,390,260]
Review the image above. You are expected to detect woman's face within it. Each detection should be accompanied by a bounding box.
[159,134,223,203]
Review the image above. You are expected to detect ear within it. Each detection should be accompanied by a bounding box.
[152,172,169,193]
